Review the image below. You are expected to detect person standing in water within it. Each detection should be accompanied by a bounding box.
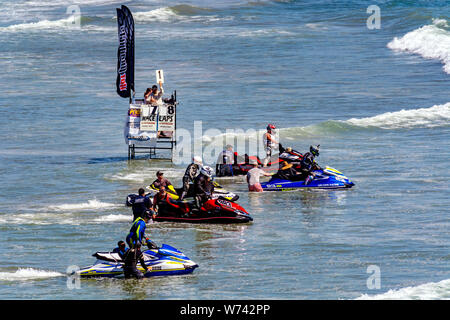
[263,124,279,167]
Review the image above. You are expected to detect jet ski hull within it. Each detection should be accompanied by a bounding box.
[261,167,354,191]
[77,244,198,278]
[154,198,253,224]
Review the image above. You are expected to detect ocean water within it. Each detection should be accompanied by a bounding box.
[0,0,449,300]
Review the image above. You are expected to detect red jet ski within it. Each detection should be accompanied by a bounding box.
[153,197,253,224]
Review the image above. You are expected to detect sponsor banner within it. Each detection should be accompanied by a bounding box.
[116,5,135,98]
[124,103,176,145]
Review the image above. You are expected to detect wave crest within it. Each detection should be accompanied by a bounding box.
[345,102,450,129]
[356,278,450,300]
[387,18,450,74]
[0,268,63,281]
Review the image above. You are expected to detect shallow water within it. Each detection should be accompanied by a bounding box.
[0,0,449,300]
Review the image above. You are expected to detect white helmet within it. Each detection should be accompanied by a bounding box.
[193,156,203,165]
[201,166,213,178]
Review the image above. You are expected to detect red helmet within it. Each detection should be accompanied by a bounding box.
[267,124,276,131]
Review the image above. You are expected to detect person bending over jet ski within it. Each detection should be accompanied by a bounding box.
[193,166,215,210]
[299,145,322,185]
[180,156,203,201]
[120,241,150,280]
[126,211,157,249]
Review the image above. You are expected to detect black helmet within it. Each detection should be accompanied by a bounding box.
[310,145,320,157]
[143,210,152,220]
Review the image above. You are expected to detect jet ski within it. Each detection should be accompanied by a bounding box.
[76,243,198,278]
[153,197,253,224]
[146,181,239,202]
[215,144,297,177]
[261,166,354,190]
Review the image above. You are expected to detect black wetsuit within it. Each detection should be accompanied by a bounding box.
[180,163,200,200]
[193,173,214,208]
[131,195,151,220]
[120,247,148,279]
[299,152,321,181]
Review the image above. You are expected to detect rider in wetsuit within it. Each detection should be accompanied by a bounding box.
[120,241,150,279]
[131,188,153,221]
[126,211,155,249]
[193,166,215,210]
[263,124,279,167]
[180,156,203,200]
[299,145,321,184]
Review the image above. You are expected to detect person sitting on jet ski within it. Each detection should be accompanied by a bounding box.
[113,241,128,256]
[276,161,304,181]
[153,186,190,216]
[299,145,322,185]
[126,211,154,249]
[193,166,215,210]
[151,171,173,190]
[131,188,153,221]
[120,241,150,280]
[180,156,203,201]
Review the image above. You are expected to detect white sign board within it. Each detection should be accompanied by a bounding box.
[156,69,164,84]
[124,103,176,145]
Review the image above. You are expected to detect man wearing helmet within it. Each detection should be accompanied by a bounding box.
[193,165,215,210]
[180,156,203,200]
[263,124,279,167]
[299,145,322,185]
[126,210,153,249]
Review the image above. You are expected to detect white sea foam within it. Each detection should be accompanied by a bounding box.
[0,16,80,32]
[0,268,63,281]
[48,199,119,211]
[356,279,450,300]
[387,18,450,74]
[93,214,131,223]
[107,168,184,183]
[0,15,114,33]
[345,102,450,129]
[132,7,233,24]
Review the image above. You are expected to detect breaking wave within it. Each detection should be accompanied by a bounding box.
[0,268,63,281]
[47,199,120,211]
[356,278,450,300]
[132,5,233,24]
[387,18,450,74]
[0,15,111,33]
[345,102,450,129]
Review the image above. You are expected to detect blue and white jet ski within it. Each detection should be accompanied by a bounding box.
[76,244,198,278]
[261,167,354,191]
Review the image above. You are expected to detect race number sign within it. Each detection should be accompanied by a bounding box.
[140,105,158,131]
[157,104,176,132]
[156,69,164,84]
